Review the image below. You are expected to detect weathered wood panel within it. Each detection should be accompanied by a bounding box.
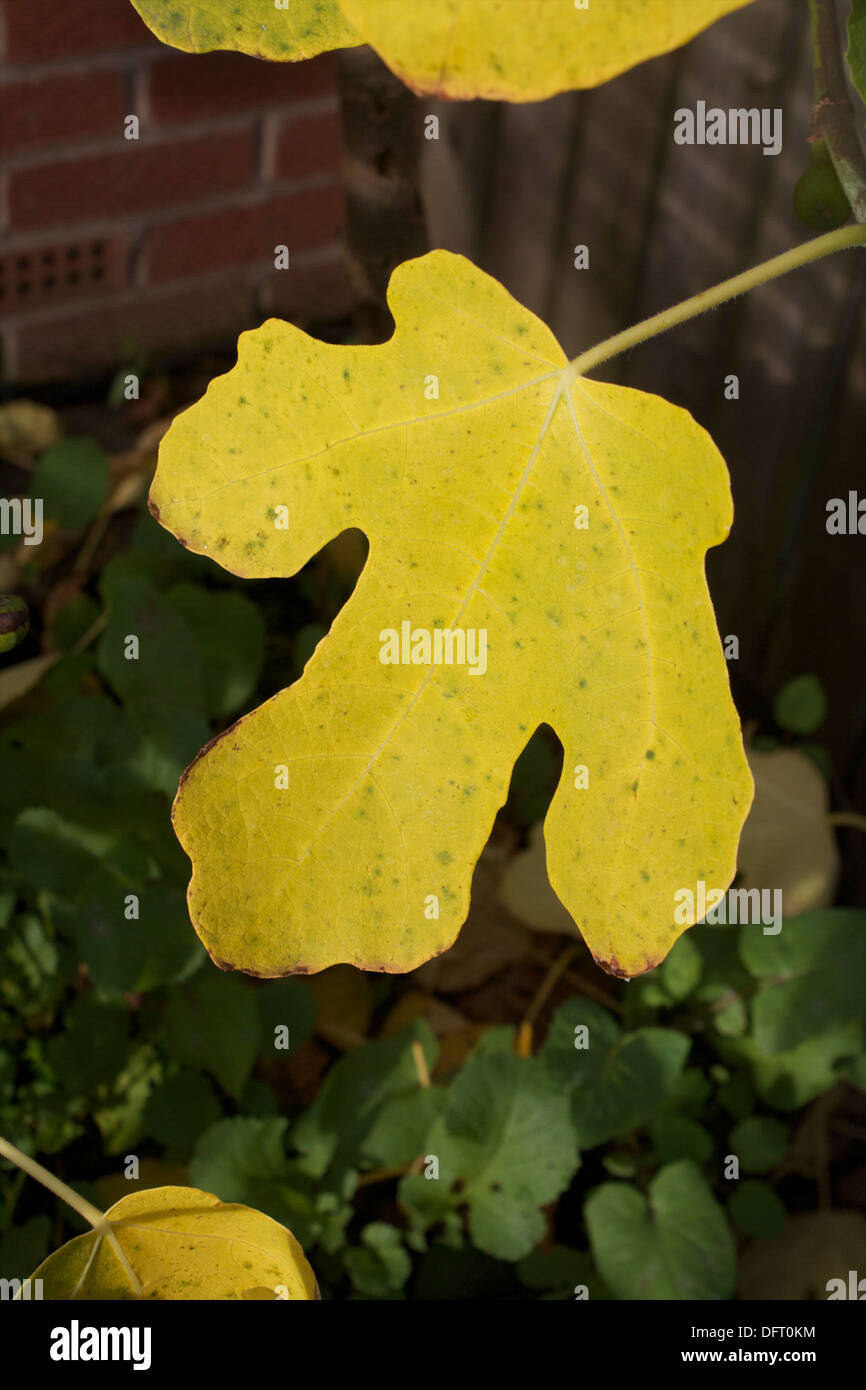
[420,0,866,813]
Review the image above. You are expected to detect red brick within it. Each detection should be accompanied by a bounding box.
[0,233,127,313]
[6,276,257,382]
[271,107,343,181]
[0,71,126,157]
[143,183,346,282]
[8,130,256,231]
[147,50,337,123]
[1,0,153,61]
[260,248,357,322]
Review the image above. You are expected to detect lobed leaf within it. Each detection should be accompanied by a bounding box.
[151,249,752,979]
[131,0,754,101]
[339,0,755,102]
[585,1160,736,1300]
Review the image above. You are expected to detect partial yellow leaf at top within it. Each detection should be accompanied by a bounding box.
[149,249,753,981]
[338,0,755,101]
[130,0,361,60]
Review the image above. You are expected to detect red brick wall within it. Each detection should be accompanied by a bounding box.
[0,0,353,383]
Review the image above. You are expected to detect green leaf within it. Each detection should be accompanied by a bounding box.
[773,674,827,735]
[847,0,866,108]
[166,583,266,718]
[5,807,112,899]
[540,998,690,1147]
[190,1116,294,1220]
[400,1048,576,1261]
[728,1181,786,1238]
[144,1069,222,1152]
[254,976,316,1053]
[93,1044,162,1153]
[728,1115,790,1173]
[0,1215,52,1281]
[31,437,109,530]
[59,878,204,999]
[659,932,702,1001]
[740,909,866,1052]
[164,971,261,1100]
[649,1115,714,1165]
[344,1223,411,1297]
[190,1116,353,1251]
[585,1161,736,1299]
[714,1023,864,1110]
[49,594,101,653]
[150,249,752,980]
[44,995,131,1097]
[98,566,207,719]
[0,911,72,1018]
[293,1021,438,1176]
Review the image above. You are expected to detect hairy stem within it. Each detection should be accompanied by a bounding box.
[566,224,866,380]
[808,0,866,223]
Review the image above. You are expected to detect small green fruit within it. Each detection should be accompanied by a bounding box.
[0,595,31,654]
[793,159,851,232]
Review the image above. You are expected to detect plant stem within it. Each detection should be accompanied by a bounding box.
[808,0,866,223]
[411,1039,430,1088]
[828,810,866,834]
[0,1135,106,1230]
[565,224,866,380]
[524,943,580,1027]
[0,1133,144,1299]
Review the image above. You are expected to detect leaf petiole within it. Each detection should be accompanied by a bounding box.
[565,224,866,382]
[0,1134,106,1230]
[0,1134,144,1298]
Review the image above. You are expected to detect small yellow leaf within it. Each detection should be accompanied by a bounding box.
[737,747,839,918]
[31,1186,318,1301]
[130,0,361,60]
[151,249,752,980]
[338,0,755,101]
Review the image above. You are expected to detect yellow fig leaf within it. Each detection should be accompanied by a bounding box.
[337,0,754,101]
[130,0,361,60]
[30,1185,318,1300]
[150,249,753,979]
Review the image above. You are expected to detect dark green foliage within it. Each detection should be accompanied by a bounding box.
[2,483,866,1300]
